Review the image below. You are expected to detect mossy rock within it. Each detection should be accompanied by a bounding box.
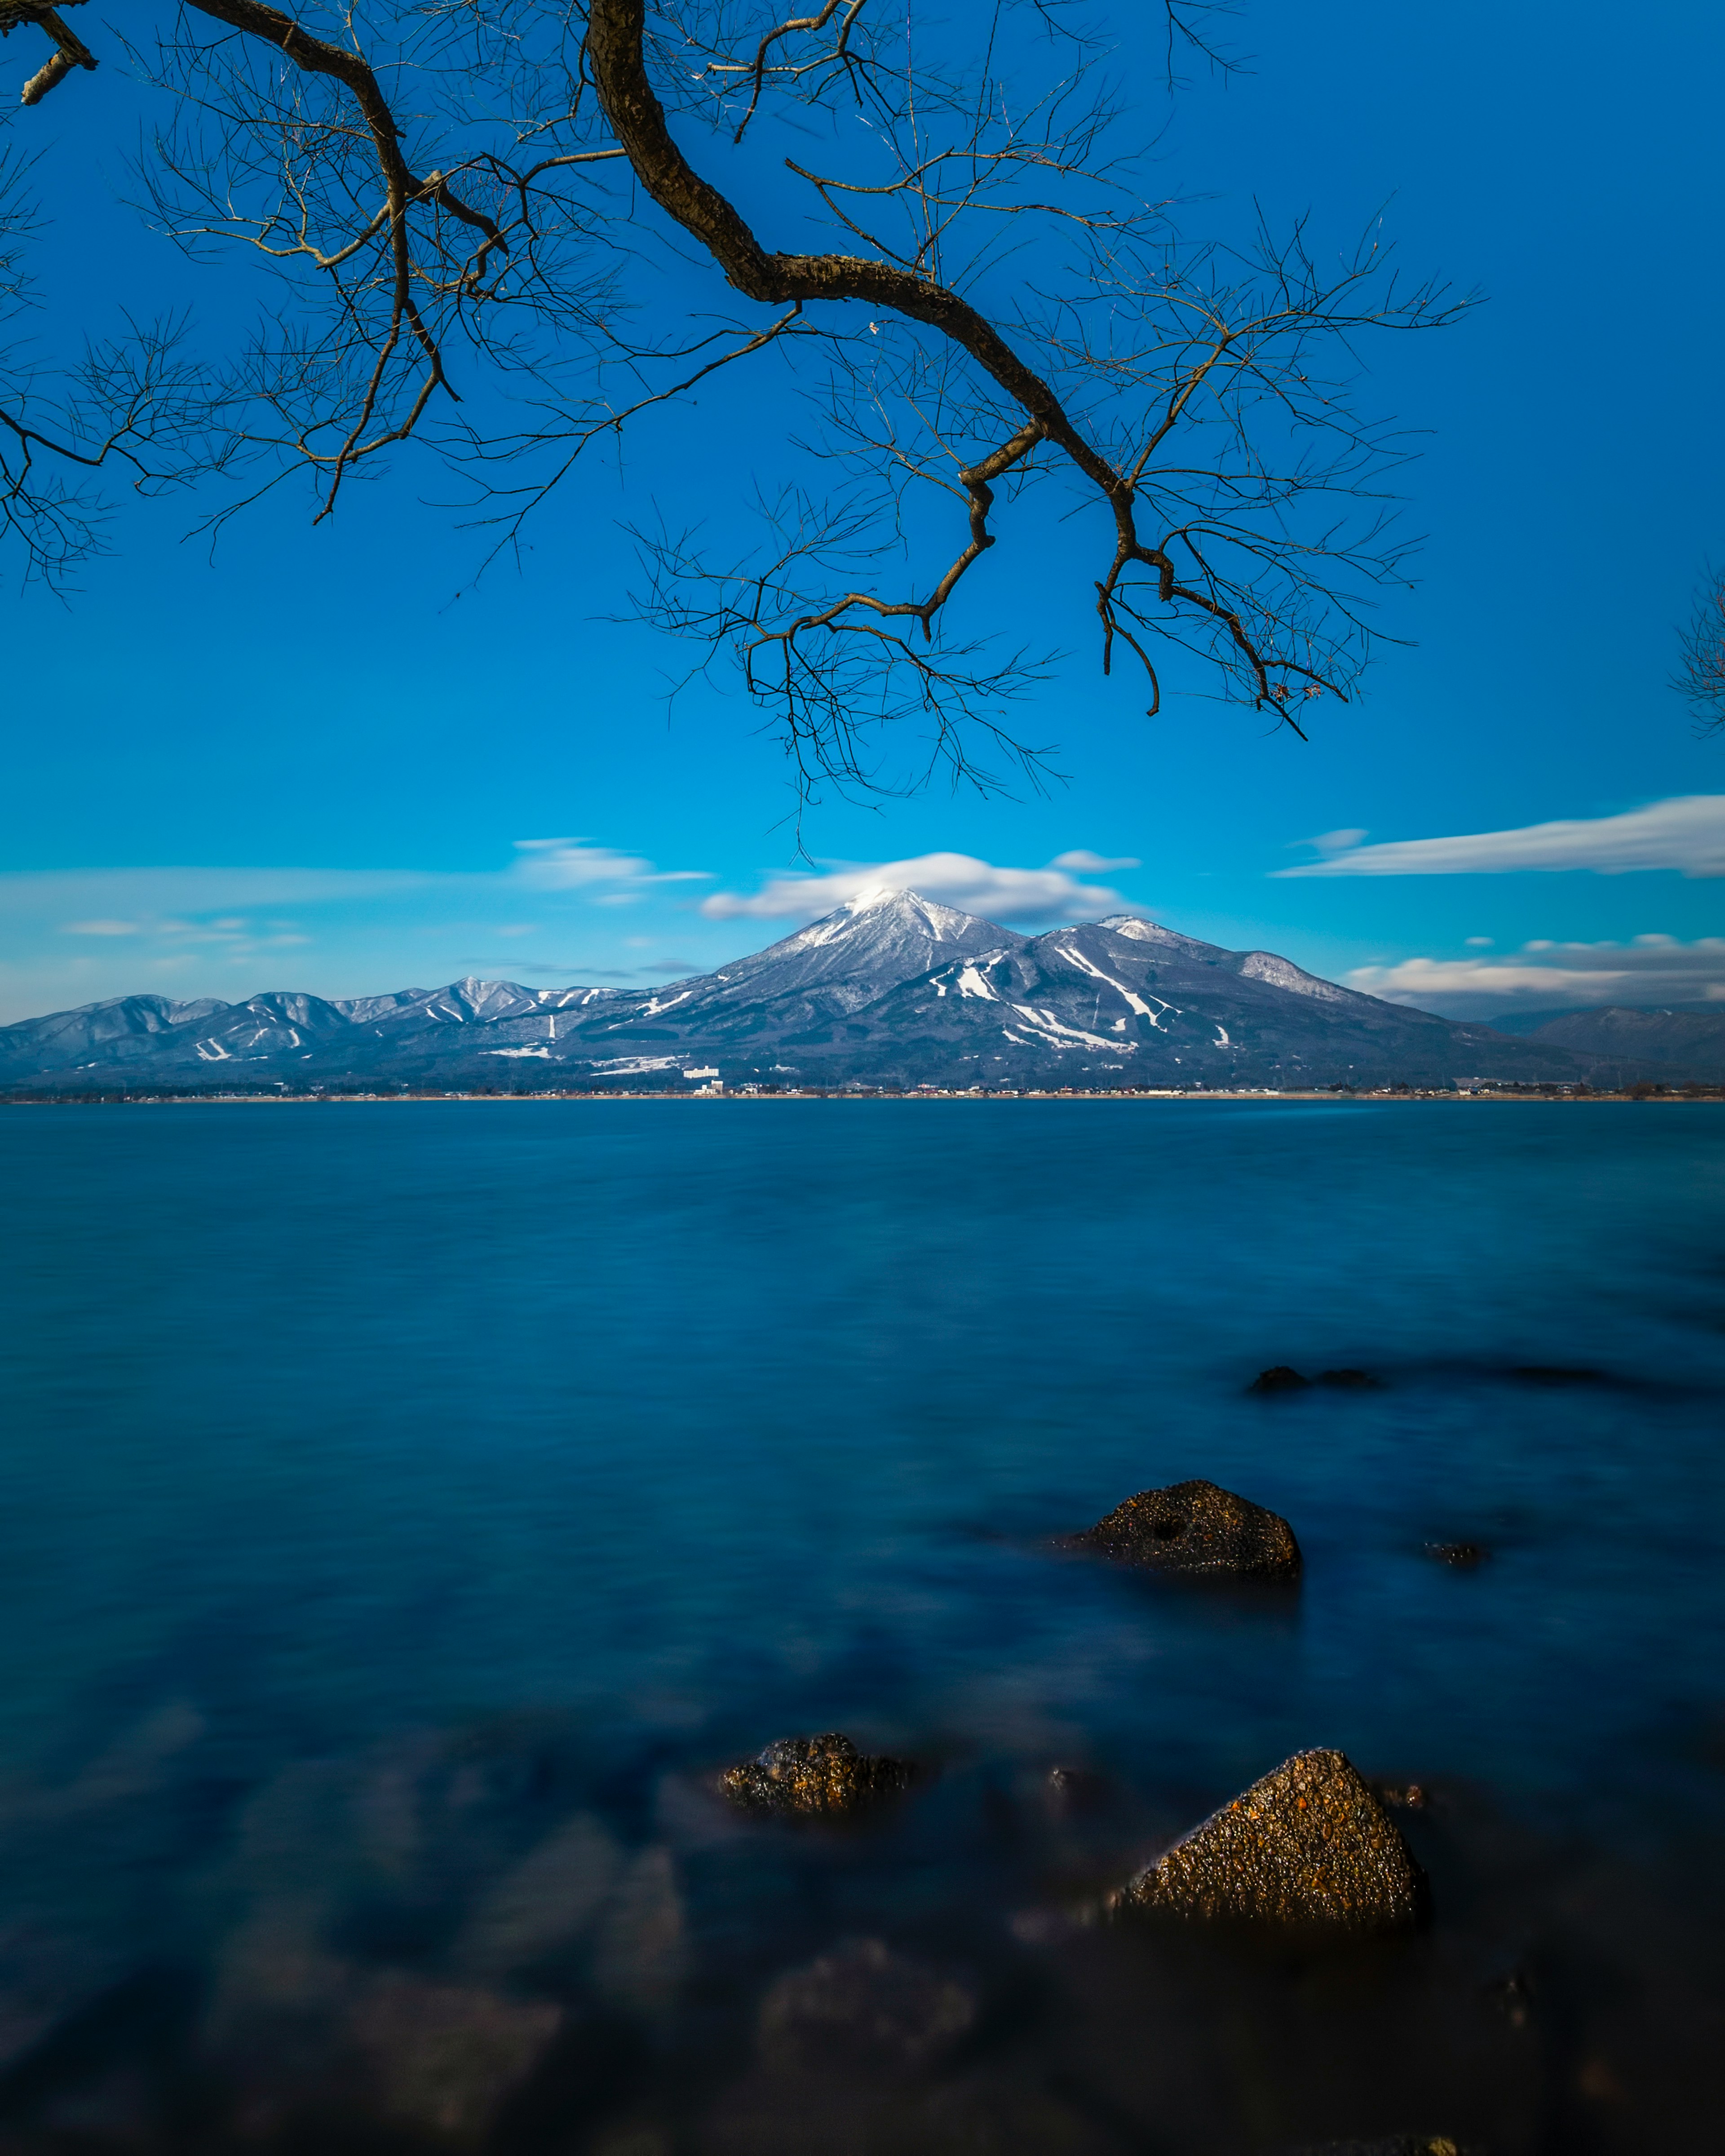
[1069,1478,1301,1580]
[1109,1748,1423,1935]
[720,1733,913,1820]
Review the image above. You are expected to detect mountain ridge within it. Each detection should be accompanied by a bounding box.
[1492,1001,1725,1080]
[0,888,1673,1091]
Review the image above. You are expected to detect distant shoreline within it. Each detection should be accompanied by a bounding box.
[4,1088,1721,1107]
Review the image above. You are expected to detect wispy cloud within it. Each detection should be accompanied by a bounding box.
[0,844,704,948]
[1351,935,1725,1014]
[1297,828,1368,859]
[1279,796,1725,878]
[0,868,433,934]
[1049,849,1141,872]
[701,850,1140,925]
[510,963,633,979]
[0,843,713,1023]
[511,839,711,891]
[58,909,312,956]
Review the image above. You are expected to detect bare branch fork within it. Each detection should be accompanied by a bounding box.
[0,0,97,106]
[587,0,1389,720]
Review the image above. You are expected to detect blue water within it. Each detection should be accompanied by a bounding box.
[3,1100,1724,2151]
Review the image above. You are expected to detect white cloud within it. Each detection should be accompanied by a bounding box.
[700,850,1140,926]
[1049,849,1141,872]
[510,839,710,891]
[56,911,310,951]
[1278,795,1725,878]
[0,846,713,1023]
[1350,936,1725,1014]
[1299,828,1369,858]
[511,839,652,888]
[1,846,703,939]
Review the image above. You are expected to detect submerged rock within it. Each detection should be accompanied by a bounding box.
[719,1734,913,1820]
[757,1938,976,2076]
[1250,1365,1380,1391]
[1424,1542,1487,1568]
[1068,1479,1302,1580]
[1283,2141,1473,2156]
[1374,1782,1430,1811]
[712,1937,1107,2154]
[1249,1366,1311,1392]
[1484,1968,1533,2028]
[350,1974,562,2143]
[1044,1763,1112,1814]
[1108,1748,1423,1935]
[454,1811,624,1980]
[588,1845,687,2015]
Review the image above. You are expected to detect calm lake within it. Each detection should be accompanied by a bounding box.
[2,1100,1722,2152]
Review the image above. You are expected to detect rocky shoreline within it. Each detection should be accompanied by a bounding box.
[0,1649,1702,2154]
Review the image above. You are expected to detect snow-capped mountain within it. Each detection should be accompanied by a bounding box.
[0,888,1612,1090]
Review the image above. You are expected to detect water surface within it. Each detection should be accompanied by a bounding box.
[2,1101,1721,2152]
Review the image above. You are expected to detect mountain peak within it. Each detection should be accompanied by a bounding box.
[832,885,976,932]
[779,886,1005,952]
[711,886,1018,998]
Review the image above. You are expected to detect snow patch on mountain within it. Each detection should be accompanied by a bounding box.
[1054,941,1165,1023]
[1239,952,1353,1001]
[1010,1006,1136,1053]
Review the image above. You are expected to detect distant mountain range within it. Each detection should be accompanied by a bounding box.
[1479,1001,1725,1078]
[2,889,1720,1093]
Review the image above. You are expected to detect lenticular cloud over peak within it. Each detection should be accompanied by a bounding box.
[699,850,1141,926]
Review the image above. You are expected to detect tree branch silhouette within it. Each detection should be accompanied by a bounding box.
[3,0,1461,798]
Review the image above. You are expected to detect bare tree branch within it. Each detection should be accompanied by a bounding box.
[0,0,1463,800]
[1,0,98,107]
[1677,566,1725,735]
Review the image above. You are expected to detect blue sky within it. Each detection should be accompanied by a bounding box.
[4,0,1724,1023]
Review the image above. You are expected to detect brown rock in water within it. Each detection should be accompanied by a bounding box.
[1070,1479,1301,1580]
[1108,1748,1423,1935]
[719,1733,912,1819]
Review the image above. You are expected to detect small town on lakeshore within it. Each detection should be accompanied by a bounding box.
[8,1080,1724,1105]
